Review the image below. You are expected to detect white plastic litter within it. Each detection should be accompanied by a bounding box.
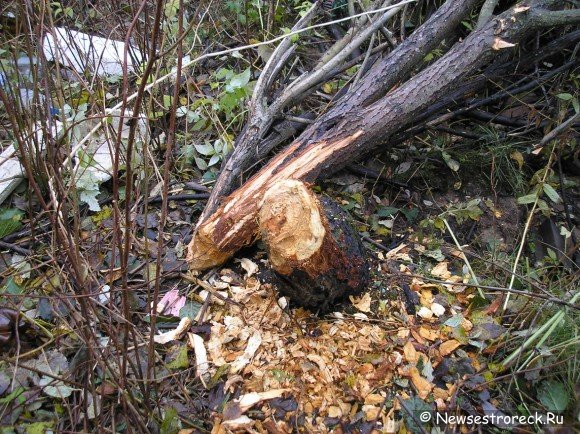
[0,120,63,204]
[43,27,144,76]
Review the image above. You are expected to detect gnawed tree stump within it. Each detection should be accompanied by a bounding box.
[259,180,369,310]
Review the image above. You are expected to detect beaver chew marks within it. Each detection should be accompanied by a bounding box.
[259,179,369,311]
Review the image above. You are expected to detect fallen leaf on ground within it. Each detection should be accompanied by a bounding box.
[153,317,191,344]
[403,341,418,364]
[431,262,451,279]
[408,366,433,399]
[439,339,461,356]
[157,289,186,317]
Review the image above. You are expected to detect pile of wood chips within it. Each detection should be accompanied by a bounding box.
[182,250,478,433]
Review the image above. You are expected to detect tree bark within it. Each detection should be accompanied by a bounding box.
[188,0,579,271]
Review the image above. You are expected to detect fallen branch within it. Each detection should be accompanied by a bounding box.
[188,0,579,271]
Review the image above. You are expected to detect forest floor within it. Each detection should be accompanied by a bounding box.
[1,154,577,433]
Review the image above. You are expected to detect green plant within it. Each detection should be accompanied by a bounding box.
[189,135,233,178]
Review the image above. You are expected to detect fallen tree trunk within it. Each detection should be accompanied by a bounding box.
[260,180,369,310]
[188,0,580,270]
[200,0,483,220]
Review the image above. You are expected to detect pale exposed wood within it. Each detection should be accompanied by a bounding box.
[186,132,362,269]
[259,180,326,275]
[258,180,369,309]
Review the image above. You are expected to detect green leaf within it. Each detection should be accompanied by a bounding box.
[0,387,25,404]
[1,277,23,295]
[401,396,432,432]
[442,151,460,172]
[377,206,399,217]
[25,422,54,434]
[162,95,173,110]
[444,314,464,328]
[179,300,201,320]
[208,154,221,167]
[543,184,561,204]
[0,208,24,238]
[194,157,208,171]
[41,381,74,398]
[192,118,207,131]
[423,248,444,261]
[80,190,101,212]
[215,68,232,80]
[175,106,188,117]
[219,92,239,114]
[401,207,419,223]
[194,142,215,156]
[206,364,230,389]
[555,93,573,101]
[537,199,550,216]
[517,193,538,205]
[228,68,251,91]
[160,407,180,434]
[538,380,569,413]
[167,345,189,370]
[213,139,223,154]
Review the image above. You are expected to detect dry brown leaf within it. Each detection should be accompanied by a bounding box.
[408,366,433,399]
[431,262,451,279]
[362,404,380,420]
[397,329,410,339]
[403,341,418,364]
[364,393,385,405]
[410,329,426,345]
[439,339,461,356]
[461,317,473,332]
[420,288,434,306]
[418,327,438,341]
[327,405,342,418]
